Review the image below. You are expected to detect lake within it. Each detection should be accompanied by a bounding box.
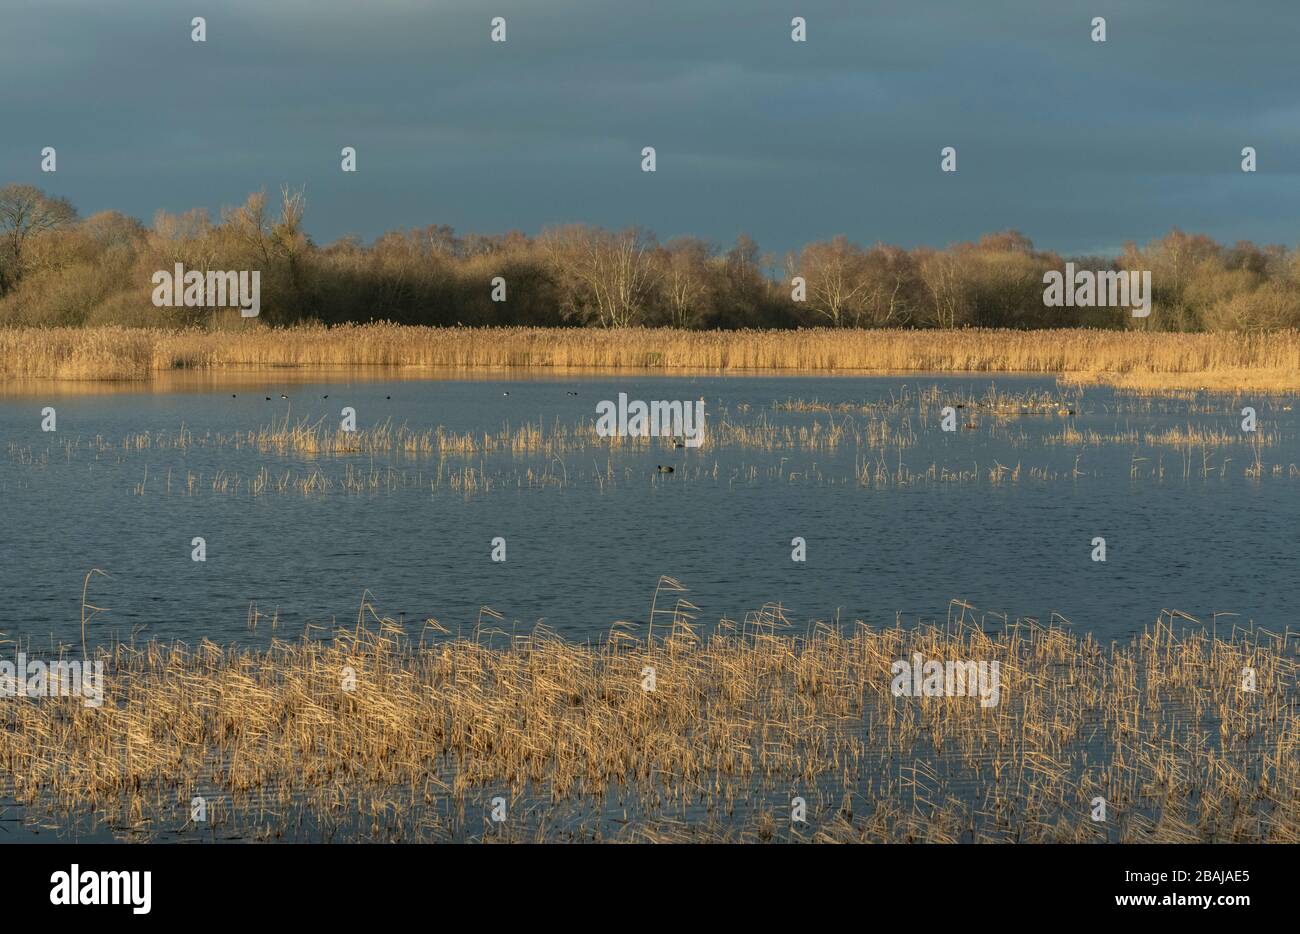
[2,370,1295,653]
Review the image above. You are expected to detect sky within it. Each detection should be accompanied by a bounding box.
[3,0,1298,258]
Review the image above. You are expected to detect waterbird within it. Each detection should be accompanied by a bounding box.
[265,396,271,401]
[656,465,675,473]
[280,394,288,399]
[385,395,391,400]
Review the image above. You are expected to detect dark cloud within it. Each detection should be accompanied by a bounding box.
[2,0,1295,256]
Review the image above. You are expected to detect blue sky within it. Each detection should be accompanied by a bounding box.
[3,0,1297,257]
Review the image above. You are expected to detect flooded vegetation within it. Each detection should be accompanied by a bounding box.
[1,370,1295,842]
[3,595,1295,843]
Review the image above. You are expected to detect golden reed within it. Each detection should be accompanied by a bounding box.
[1,325,1298,391]
[1,597,1295,842]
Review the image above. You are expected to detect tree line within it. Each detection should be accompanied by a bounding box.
[1,183,1297,331]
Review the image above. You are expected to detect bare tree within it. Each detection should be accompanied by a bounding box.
[798,235,870,326]
[861,244,917,325]
[917,249,968,329]
[224,190,273,266]
[604,226,660,327]
[659,237,711,328]
[541,225,660,327]
[81,211,146,252]
[0,184,77,293]
[272,186,310,311]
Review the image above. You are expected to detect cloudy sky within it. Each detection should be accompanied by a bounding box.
[3,0,1297,257]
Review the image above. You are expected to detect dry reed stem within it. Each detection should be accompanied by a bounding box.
[3,326,1299,392]
[2,599,1294,842]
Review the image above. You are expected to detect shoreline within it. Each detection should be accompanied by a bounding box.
[1,325,1298,392]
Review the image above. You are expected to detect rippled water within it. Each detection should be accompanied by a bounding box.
[1,372,1297,652]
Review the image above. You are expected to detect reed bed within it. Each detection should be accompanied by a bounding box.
[3,325,1300,391]
[49,411,908,458]
[12,416,1298,498]
[2,593,1297,842]
[1046,424,1281,447]
[776,386,1080,418]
